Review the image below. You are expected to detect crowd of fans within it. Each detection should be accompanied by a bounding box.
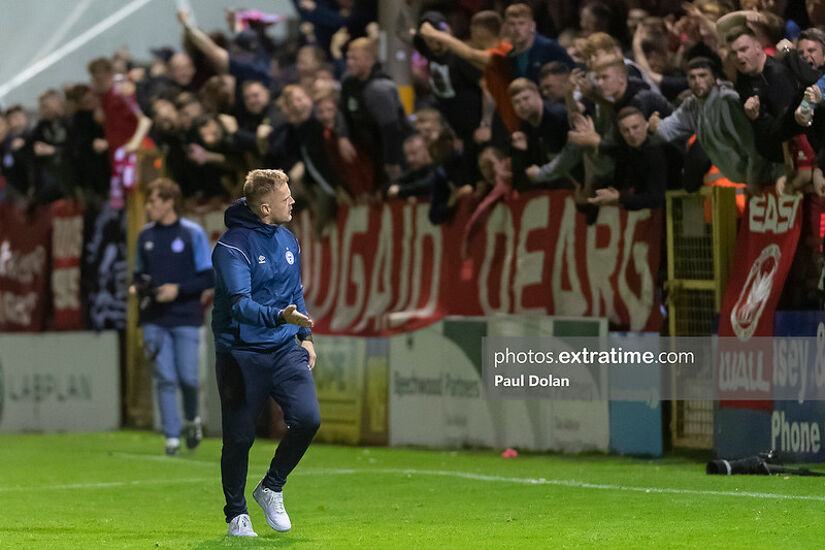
[3,0,825,305]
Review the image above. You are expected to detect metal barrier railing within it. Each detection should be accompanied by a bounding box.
[124,148,163,428]
[665,187,738,448]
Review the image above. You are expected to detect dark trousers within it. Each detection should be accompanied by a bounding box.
[216,341,321,522]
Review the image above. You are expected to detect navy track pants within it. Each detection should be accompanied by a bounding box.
[216,341,320,522]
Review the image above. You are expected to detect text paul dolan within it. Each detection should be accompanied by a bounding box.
[494,374,570,388]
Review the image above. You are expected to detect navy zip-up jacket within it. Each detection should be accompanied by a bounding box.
[509,33,574,83]
[211,198,311,353]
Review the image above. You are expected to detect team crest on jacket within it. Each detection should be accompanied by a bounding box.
[258,255,267,264]
[171,237,184,253]
[285,250,295,265]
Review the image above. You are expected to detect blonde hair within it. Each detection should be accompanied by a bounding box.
[508,77,539,98]
[243,169,288,208]
[583,32,620,61]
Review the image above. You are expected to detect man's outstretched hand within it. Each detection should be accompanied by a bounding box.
[282,304,314,328]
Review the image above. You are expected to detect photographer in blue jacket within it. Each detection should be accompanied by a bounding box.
[134,177,214,456]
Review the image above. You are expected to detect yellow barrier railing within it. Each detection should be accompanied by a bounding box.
[665,187,737,449]
[124,149,164,428]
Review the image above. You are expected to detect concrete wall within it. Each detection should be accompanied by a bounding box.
[0,331,119,432]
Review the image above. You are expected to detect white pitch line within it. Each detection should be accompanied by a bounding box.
[0,477,211,493]
[301,468,825,503]
[112,452,215,466]
[17,455,825,503]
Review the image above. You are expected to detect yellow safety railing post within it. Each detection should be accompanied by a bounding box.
[665,187,737,448]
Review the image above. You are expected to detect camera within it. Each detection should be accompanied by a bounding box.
[707,450,824,476]
[706,455,771,475]
[134,273,157,311]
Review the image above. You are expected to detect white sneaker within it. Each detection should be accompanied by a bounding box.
[253,481,292,532]
[227,513,257,537]
[165,437,180,456]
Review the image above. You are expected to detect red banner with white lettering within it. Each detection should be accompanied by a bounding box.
[293,190,663,336]
[0,202,51,331]
[718,189,803,409]
[51,199,84,330]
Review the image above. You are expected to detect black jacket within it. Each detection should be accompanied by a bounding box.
[67,109,110,198]
[28,117,70,203]
[608,137,674,210]
[735,56,801,163]
[511,101,575,191]
[413,34,483,142]
[340,64,411,182]
[293,116,339,196]
[395,165,436,198]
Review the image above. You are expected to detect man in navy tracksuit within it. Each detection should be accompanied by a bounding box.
[134,178,214,456]
[211,169,319,537]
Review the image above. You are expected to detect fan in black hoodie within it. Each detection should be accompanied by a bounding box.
[340,38,411,187]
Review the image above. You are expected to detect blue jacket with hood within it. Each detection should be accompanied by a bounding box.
[211,198,310,353]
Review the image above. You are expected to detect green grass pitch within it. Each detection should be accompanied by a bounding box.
[1,431,824,549]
